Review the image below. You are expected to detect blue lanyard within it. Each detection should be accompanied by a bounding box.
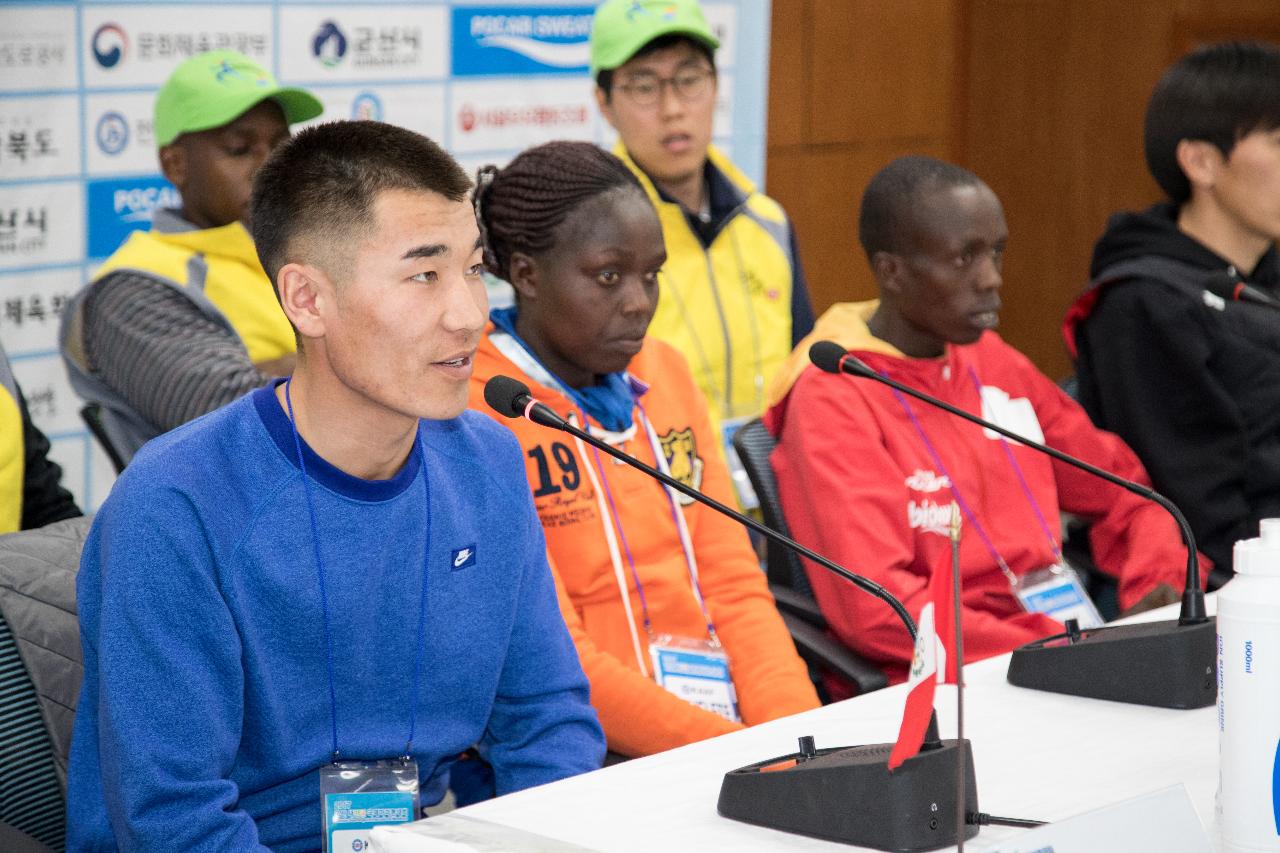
[285,379,432,760]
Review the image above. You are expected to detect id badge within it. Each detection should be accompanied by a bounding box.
[720,417,760,512]
[1013,563,1104,629]
[320,758,420,853]
[648,634,742,723]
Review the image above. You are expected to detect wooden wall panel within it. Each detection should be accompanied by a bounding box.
[765,0,807,149]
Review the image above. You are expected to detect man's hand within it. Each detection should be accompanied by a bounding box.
[1120,582,1180,618]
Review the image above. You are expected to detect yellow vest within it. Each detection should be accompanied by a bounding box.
[0,348,25,533]
[616,145,796,429]
[92,220,294,365]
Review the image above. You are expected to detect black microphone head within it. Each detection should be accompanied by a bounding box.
[809,340,850,374]
[483,375,532,419]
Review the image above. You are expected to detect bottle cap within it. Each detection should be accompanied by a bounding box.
[1233,518,1280,576]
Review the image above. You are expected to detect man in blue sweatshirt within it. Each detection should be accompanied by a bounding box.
[67,121,606,852]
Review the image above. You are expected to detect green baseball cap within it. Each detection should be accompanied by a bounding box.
[590,0,720,76]
[154,50,323,147]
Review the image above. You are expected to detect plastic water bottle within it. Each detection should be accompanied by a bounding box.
[1218,518,1280,852]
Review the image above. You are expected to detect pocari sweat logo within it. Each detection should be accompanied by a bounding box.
[451,6,594,77]
[87,176,181,258]
[92,23,128,69]
[313,20,348,68]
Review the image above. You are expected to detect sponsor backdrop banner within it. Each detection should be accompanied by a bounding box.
[0,0,772,512]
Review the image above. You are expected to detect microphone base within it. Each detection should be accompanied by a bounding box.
[717,738,978,852]
[1006,617,1217,708]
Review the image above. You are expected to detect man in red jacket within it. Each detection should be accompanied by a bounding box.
[765,155,1201,683]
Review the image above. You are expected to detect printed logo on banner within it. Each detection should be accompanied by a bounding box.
[451,80,595,153]
[95,112,130,156]
[87,176,181,259]
[0,7,78,92]
[91,23,129,69]
[82,7,273,88]
[450,6,594,77]
[0,269,80,355]
[312,21,348,68]
[0,95,80,181]
[85,93,159,176]
[0,182,83,271]
[298,86,445,140]
[351,92,383,121]
[278,7,447,82]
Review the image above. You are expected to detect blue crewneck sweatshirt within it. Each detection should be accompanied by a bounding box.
[68,385,604,852]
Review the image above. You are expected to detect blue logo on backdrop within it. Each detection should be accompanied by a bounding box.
[352,92,383,121]
[312,20,348,68]
[87,176,181,258]
[450,544,477,571]
[451,6,595,77]
[95,112,129,156]
[92,23,128,69]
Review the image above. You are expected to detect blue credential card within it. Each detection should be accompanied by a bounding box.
[325,790,414,853]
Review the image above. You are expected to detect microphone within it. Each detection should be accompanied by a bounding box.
[484,374,979,851]
[808,340,1216,709]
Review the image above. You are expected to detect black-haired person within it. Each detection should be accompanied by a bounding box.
[1066,41,1280,576]
[766,156,1199,686]
[67,122,604,851]
[590,0,814,506]
[0,339,80,534]
[468,140,818,758]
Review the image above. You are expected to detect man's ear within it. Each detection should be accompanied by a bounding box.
[872,251,905,297]
[595,86,617,131]
[1176,139,1225,192]
[276,262,331,341]
[507,252,540,303]
[158,142,186,191]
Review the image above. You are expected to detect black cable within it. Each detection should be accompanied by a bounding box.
[967,812,1048,829]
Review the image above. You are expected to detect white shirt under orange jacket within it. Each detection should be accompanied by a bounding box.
[469,323,818,757]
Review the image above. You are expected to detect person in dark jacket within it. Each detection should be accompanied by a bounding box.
[1065,41,1280,577]
[0,340,81,534]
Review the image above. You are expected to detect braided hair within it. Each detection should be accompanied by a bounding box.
[474,141,645,281]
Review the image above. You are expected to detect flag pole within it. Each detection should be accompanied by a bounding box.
[950,501,966,852]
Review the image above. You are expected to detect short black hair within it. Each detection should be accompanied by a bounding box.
[1145,41,1280,204]
[250,121,471,288]
[858,155,984,262]
[474,140,644,282]
[595,34,715,98]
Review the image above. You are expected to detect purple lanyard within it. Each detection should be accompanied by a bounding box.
[964,366,1063,561]
[886,365,1062,580]
[574,405,719,644]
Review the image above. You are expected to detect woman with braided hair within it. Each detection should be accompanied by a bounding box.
[467,141,818,758]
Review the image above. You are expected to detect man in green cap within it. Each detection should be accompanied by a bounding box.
[61,50,323,466]
[590,0,813,507]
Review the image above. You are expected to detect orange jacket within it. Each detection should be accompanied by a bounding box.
[469,324,818,756]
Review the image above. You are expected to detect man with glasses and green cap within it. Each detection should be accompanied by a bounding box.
[590,0,814,507]
[61,50,323,466]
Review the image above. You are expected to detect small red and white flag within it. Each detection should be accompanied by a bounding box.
[888,547,958,770]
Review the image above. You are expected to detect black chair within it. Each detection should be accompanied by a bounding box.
[79,404,126,475]
[732,419,887,697]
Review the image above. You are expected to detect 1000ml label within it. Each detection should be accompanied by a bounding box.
[1245,639,1254,673]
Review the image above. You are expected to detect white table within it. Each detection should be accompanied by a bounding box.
[384,600,1220,851]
